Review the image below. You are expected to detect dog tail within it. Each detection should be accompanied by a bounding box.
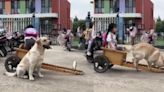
[4,72,17,77]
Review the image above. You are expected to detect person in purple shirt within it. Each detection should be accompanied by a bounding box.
[24,25,38,50]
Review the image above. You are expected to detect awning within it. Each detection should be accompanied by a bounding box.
[0,13,58,18]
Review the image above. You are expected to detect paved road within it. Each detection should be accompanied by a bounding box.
[0,46,164,92]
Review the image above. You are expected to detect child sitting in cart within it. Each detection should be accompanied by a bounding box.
[106,23,125,50]
[106,23,117,49]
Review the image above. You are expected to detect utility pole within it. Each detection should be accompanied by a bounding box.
[58,0,61,30]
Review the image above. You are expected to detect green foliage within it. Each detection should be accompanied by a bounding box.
[156,21,164,32]
[73,22,79,35]
[73,16,79,22]
[156,17,164,32]
[72,17,86,36]
[157,16,161,22]
[78,20,86,30]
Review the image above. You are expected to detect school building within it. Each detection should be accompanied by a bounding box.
[92,0,154,42]
[0,0,71,35]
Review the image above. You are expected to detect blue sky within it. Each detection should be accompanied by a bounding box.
[69,0,164,20]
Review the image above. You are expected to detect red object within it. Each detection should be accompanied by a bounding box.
[52,0,71,29]
[102,32,108,47]
[135,0,154,30]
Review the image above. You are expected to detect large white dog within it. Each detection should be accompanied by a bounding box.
[131,43,164,71]
[5,37,51,81]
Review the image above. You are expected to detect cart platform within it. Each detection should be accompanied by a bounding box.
[5,46,84,75]
[93,48,164,73]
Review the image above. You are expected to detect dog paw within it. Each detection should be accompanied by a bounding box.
[29,77,35,81]
[39,74,44,78]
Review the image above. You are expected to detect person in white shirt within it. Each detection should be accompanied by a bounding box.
[86,22,96,56]
[148,28,157,44]
[140,30,149,43]
[106,23,117,49]
[127,23,137,45]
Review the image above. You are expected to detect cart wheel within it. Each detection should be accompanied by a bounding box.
[5,55,21,73]
[86,55,94,63]
[94,55,113,73]
[86,49,94,63]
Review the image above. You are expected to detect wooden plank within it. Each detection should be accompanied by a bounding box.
[42,63,84,75]
[122,62,164,73]
[14,48,28,53]
[103,48,127,54]
[15,48,28,59]
[14,48,84,75]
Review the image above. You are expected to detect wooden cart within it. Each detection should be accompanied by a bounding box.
[93,48,164,73]
[4,45,84,75]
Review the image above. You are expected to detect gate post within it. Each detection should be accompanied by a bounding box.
[116,14,124,44]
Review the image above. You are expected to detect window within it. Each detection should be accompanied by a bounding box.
[25,0,29,13]
[109,0,114,10]
[109,0,119,13]
[114,0,119,13]
[41,0,51,13]
[101,0,104,8]
[95,0,104,13]
[125,0,136,13]
[29,0,35,13]
[11,0,20,14]
[0,0,5,14]
[95,0,99,8]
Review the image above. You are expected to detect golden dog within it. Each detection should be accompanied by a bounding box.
[131,43,164,71]
[5,37,51,80]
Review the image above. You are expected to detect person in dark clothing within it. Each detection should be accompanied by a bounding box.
[24,25,38,50]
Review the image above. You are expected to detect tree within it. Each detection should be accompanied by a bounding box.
[73,16,79,22]
[78,20,86,30]
[72,16,86,36]
[156,18,164,32]
[157,16,161,22]
[73,21,78,35]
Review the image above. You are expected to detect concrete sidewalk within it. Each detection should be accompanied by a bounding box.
[0,46,164,92]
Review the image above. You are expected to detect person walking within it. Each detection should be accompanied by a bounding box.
[77,26,84,48]
[127,23,137,45]
[65,29,73,51]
